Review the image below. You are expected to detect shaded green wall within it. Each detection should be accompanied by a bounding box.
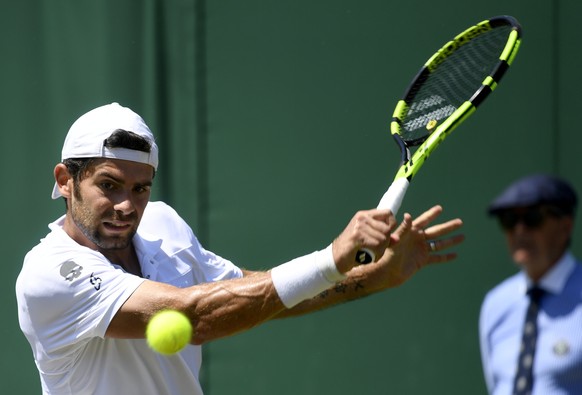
[3,1,580,394]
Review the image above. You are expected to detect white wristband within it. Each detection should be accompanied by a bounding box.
[271,245,346,308]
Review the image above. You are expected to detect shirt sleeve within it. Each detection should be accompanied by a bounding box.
[140,201,243,284]
[19,249,145,354]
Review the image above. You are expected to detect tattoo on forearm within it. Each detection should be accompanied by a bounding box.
[334,283,348,294]
[317,280,365,299]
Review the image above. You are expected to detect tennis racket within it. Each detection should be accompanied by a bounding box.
[357,15,522,264]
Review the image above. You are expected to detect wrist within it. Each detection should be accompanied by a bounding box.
[271,245,346,308]
[331,241,357,274]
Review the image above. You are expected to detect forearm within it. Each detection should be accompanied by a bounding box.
[193,210,396,328]
[190,245,363,340]
[185,272,286,344]
[108,247,350,344]
[272,258,390,319]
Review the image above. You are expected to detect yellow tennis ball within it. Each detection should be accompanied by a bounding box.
[146,310,192,355]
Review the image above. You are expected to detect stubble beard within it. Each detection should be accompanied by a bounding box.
[71,193,137,251]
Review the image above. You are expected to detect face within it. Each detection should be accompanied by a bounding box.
[60,159,153,254]
[498,205,573,281]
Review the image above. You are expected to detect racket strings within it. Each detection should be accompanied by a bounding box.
[401,25,513,144]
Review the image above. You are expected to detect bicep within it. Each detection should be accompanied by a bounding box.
[105,280,186,339]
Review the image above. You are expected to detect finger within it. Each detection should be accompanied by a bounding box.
[412,205,443,229]
[349,211,397,261]
[425,235,465,264]
[423,218,464,240]
[392,212,413,239]
[381,213,411,251]
[369,208,398,229]
[358,209,404,261]
[355,209,396,228]
[357,226,391,250]
[426,233,465,252]
[427,251,459,264]
[361,209,398,239]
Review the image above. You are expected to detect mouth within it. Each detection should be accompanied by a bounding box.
[102,221,133,233]
[513,239,535,250]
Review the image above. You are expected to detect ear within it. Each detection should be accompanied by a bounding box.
[557,216,575,248]
[562,216,574,233]
[54,163,73,198]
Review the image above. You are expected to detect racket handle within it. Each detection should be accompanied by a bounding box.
[356,178,410,264]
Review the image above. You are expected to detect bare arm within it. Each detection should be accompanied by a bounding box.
[105,272,284,344]
[106,206,462,344]
[274,205,464,318]
[106,208,397,344]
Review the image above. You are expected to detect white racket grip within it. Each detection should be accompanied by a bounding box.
[356,178,410,264]
[376,177,410,215]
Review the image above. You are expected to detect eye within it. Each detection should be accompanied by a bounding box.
[134,185,151,194]
[100,182,115,191]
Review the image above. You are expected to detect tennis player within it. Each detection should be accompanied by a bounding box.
[16,103,464,395]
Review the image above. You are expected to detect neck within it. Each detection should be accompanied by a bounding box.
[101,246,143,277]
[525,250,566,282]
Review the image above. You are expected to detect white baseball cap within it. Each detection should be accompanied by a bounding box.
[51,102,159,199]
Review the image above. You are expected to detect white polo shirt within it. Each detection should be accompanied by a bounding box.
[16,201,243,395]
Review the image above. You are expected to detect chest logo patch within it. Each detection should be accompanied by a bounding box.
[60,260,83,282]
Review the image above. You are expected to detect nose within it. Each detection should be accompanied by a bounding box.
[509,220,531,237]
[113,191,136,216]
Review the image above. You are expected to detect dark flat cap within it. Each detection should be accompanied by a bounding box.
[488,174,578,215]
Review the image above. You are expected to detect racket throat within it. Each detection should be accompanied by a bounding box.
[391,131,412,168]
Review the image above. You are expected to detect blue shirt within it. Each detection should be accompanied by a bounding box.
[479,252,582,395]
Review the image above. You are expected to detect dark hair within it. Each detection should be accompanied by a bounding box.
[103,129,153,152]
[62,129,155,202]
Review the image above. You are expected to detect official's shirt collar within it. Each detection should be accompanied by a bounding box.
[524,251,576,295]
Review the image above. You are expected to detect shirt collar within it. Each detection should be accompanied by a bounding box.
[524,251,576,295]
[49,214,162,271]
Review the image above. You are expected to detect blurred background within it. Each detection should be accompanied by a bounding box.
[3,0,580,394]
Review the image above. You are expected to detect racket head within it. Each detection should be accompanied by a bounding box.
[390,15,522,178]
[358,16,522,265]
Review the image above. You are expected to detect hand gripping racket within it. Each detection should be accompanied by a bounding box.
[357,15,522,264]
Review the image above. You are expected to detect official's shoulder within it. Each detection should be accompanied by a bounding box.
[566,258,582,296]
